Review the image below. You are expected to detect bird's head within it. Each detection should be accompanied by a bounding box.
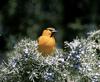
[42,27,57,37]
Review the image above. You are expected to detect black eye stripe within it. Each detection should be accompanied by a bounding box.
[48,29,52,31]
[46,28,52,31]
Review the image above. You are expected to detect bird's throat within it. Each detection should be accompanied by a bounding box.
[51,32,55,37]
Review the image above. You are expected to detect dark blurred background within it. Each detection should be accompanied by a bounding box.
[0,0,100,58]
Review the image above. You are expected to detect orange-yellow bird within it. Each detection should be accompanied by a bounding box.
[38,27,57,57]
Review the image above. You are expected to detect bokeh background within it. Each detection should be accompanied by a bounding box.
[0,0,100,62]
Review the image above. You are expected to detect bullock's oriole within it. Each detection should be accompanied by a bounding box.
[38,27,57,57]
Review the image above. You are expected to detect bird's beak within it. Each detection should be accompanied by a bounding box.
[51,29,57,37]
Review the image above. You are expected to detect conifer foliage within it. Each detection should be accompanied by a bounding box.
[0,30,100,82]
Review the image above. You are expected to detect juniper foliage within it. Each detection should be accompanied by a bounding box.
[0,30,100,82]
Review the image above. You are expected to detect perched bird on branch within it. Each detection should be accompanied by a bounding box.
[38,27,57,57]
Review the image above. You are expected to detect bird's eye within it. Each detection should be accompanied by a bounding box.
[47,28,53,32]
[48,29,52,32]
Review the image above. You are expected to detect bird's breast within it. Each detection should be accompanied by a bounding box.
[38,36,56,56]
[38,36,56,47]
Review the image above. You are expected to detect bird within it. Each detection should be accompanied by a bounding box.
[38,27,57,57]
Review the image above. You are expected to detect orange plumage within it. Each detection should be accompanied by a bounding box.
[38,27,57,57]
